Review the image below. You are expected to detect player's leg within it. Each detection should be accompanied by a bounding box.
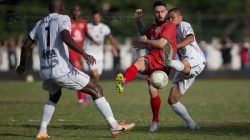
[36,81,62,139]
[168,79,198,130]
[90,61,103,81]
[148,83,161,132]
[60,68,135,136]
[81,79,135,136]
[91,69,100,81]
[70,55,90,105]
[116,57,148,93]
[168,59,191,74]
[168,68,199,130]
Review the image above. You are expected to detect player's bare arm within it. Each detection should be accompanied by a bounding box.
[107,35,119,57]
[16,36,34,76]
[134,35,168,49]
[177,34,194,48]
[85,31,99,45]
[60,30,96,65]
[134,9,145,35]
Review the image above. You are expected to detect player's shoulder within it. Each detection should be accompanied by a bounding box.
[53,14,70,23]
[179,21,192,28]
[162,21,176,28]
[79,19,87,24]
[99,23,109,28]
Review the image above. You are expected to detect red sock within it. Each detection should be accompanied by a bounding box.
[124,65,138,84]
[77,91,83,100]
[150,96,161,122]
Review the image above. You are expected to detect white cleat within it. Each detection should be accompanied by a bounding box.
[111,122,135,137]
[149,122,160,132]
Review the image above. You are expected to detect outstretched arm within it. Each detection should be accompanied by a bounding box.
[16,36,34,76]
[134,9,145,35]
[60,30,96,65]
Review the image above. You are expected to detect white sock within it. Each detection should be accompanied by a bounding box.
[171,102,196,128]
[169,60,184,71]
[38,100,55,134]
[94,97,119,129]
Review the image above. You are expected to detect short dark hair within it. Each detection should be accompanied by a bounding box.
[92,10,101,16]
[153,1,166,8]
[168,8,182,16]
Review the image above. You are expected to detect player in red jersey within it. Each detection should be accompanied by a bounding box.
[116,1,177,132]
[70,5,98,105]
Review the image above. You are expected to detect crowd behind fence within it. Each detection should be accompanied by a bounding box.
[0,35,250,73]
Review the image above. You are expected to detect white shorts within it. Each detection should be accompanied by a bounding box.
[172,59,206,95]
[89,59,103,75]
[43,68,90,94]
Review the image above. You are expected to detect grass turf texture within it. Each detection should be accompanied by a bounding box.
[0,80,250,140]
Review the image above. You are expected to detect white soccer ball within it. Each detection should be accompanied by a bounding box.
[150,71,168,89]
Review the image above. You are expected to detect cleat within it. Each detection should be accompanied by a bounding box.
[36,133,50,139]
[149,122,160,132]
[115,73,125,93]
[187,123,200,130]
[111,122,135,137]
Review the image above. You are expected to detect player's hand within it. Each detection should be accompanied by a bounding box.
[16,64,25,76]
[138,35,148,43]
[134,9,144,19]
[84,53,96,65]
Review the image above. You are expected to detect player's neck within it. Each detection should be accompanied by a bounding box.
[72,17,81,22]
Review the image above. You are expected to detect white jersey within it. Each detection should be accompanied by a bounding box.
[29,13,73,80]
[84,23,111,60]
[176,21,206,64]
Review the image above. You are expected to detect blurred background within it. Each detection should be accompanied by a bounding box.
[0,0,250,80]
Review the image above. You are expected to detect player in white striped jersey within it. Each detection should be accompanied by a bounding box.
[84,10,119,81]
[166,8,206,130]
[16,0,134,139]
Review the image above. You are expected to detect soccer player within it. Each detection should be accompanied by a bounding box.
[16,0,135,139]
[166,8,206,130]
[84,10,119,81]
[116,1,177,132]
[70,5,97,105]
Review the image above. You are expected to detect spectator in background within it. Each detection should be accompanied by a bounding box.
[220,37,233,70]
[240,42,250,70]
[7,38,17,70]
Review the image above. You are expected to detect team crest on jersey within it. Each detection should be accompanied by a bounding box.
[155,27,161,33]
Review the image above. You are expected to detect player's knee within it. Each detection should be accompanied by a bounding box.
[91,84,103,99]
[134,57,145,71]
[168,86,179,105]
[49,89,62,104]
[168,95,178,105]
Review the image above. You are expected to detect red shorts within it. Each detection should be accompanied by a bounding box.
[142,53,175,82]
[143,54,171,77]
[69,50,83,70]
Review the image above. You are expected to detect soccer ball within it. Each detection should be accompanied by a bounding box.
[150,71,168,89]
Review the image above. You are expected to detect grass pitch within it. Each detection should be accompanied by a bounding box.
[0,80,250,140]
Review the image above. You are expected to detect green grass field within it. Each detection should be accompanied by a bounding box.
[0,80,250,140]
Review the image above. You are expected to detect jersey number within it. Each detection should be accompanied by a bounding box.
[45,26,50,48]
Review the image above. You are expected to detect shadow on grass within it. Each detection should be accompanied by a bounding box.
[135,122,250,137]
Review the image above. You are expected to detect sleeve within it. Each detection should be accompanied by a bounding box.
[104,25,111,36]
[160,22,176,41]
[58,15,71,33]
[29,20,41,41]
[182,22,194,38]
